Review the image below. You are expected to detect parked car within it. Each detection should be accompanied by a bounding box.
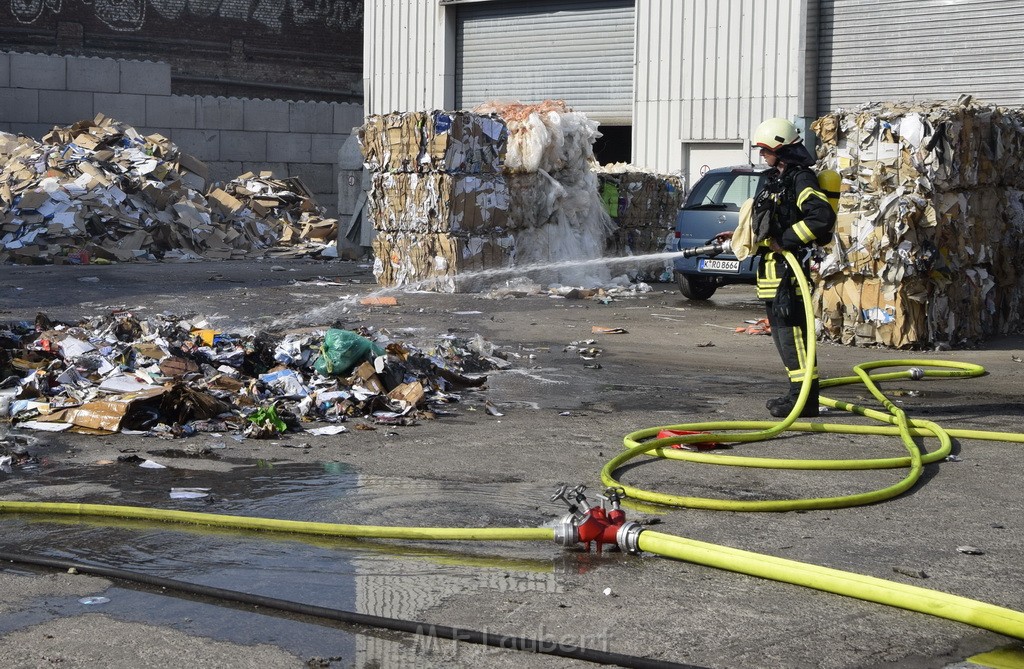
[673,166,769,300]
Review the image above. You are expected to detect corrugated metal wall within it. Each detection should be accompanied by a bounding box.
[633,0,812,176]
[365,1,1024,176]
[818,0,1024,112]
[455,1,635,124]
[364,0,450,115]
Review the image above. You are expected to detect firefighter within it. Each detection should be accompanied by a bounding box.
[751,118,836,418]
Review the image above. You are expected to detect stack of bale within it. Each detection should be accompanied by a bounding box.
[361,111,510,291]
[0,115,335,263]
[597,164,685,256]
[361,100,616,291]
[812,97,1024,348]
[476,100,615,288]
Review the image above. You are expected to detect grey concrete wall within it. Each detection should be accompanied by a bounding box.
[0,50,364,217]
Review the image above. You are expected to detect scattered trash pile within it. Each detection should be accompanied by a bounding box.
[812,97,1024,347]
[0,312,501,439]
[207,172,338,260]
[597,165,685,281]
[362,101,616,292]
[0,433,34,474]
[0,115,337,264]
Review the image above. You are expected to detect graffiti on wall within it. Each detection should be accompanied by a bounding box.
[8,0,362,33]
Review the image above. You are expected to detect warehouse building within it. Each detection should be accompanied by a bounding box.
[365,0,1024,185]
[4,0,1024,222]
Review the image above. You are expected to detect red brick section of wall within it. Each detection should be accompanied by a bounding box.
[1,0,363,102]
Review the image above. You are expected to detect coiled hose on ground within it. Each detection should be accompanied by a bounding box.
[600,250,1024,639]
[603,250,1023,511]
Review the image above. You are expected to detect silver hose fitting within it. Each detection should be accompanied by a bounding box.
[681,239,732,259]
[553,514,578,547]
[616,521,644,555]
[908,367,925,380]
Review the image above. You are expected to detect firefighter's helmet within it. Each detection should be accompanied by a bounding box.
[753,118,801,152]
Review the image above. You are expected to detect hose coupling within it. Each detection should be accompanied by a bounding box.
[552,513,579,547]
[616,521,644,556]
[908,367,925,380]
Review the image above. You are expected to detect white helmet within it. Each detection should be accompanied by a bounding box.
[753,118,801,151]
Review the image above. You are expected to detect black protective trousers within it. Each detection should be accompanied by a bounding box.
[765,294,817,395]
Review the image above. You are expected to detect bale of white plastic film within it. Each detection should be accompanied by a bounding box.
[475,100,613,287]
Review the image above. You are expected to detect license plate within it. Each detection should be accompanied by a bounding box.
[699,258,740,272]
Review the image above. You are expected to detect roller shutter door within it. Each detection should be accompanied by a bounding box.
[818,0,1024,113]
[455,0,635,125]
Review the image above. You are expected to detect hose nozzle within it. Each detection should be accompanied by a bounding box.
[681,239,732,258]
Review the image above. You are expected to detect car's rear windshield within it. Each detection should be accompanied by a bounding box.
[684,172,764,210]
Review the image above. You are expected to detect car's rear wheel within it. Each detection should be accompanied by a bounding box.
[677,274,717,300]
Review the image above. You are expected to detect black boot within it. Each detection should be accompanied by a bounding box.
[768,380,819,418]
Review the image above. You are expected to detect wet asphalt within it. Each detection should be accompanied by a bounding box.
[2,258,1024,668]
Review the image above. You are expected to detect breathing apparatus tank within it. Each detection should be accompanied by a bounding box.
[817,169,841,214]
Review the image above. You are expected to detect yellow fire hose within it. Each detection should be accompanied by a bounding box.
[637,531,1024,641]
[602,249,1021,511]
[598,249,1024,640]
[4,248,1024,648]
[0,501,553,542]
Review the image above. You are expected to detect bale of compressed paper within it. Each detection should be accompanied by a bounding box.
[371,230,514,292]
[367,172,510,233]
[597,165,685,257]
[475,100,600,174]
[358,110,507,174]
[475,100,615,288]
[363,102,615,291]
[812,97,1024,348]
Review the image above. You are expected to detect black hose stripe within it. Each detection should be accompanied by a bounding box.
[0,551,707,669]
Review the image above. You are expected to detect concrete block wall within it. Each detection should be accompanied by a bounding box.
[0,51,364,217]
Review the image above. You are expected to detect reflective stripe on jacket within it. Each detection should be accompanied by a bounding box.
[755,166,836,300]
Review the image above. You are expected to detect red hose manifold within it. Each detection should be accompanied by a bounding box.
[551,484,643,554]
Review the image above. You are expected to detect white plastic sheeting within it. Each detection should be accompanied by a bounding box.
[476,100,614,288]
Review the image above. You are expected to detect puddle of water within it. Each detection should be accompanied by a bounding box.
[1,463,597,667]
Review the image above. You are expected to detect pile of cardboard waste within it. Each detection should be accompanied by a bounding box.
[597,165,685,281]
[208,172,338,259]
[0,115,336,264]
[0,311,502,438]
[362,101,615,292]
[597,165,685,255]
[811,96,1024,347]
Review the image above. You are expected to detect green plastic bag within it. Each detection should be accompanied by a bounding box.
[314,329,385,377]
[247,404,287,434]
